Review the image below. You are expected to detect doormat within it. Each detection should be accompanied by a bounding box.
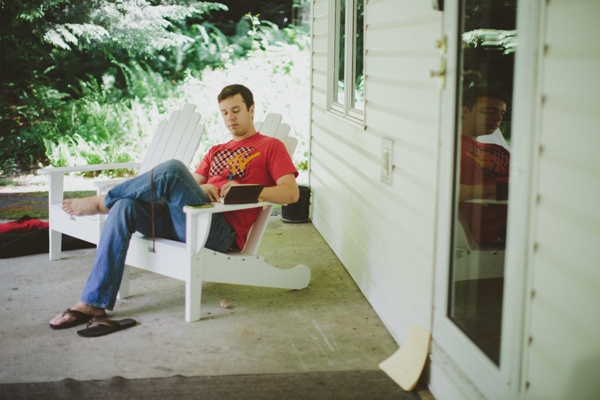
[0,370,424,400]
[0,191,95,220]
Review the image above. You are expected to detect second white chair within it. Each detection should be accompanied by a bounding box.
[37,104,205,261]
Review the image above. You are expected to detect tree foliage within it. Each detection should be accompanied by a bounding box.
[1,0,223,172]
[0,0,310,175]
[0,0,225,93]
[1,0,225,54]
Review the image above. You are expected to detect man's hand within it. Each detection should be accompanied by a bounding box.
[220,181,240,199]
[201,184,220,202]
[256,174,299,205]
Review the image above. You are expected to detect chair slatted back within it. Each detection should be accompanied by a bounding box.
[255,114,297,161]
[139,104,205,174]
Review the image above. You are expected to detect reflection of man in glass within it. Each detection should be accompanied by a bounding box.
[458,86,510,248]
[459,86,510,202]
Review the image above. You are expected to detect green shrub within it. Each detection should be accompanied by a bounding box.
[0,85,69,174]
[5,15,310,178]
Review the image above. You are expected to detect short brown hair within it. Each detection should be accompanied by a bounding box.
[217,84,254,110]
[462,86,509,110]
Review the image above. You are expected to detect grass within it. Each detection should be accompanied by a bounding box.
[0,179,15,186]
[0,191,95,220]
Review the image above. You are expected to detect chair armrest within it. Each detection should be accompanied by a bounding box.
[37,163,141,204]
[183,202,271,215]
[183,202,272,254]
[93,178,128,192]
[37,162,141,176]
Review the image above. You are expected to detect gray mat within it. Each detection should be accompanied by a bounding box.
[0,370,421,400]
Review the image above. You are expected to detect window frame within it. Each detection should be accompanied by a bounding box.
[328,0,365,124]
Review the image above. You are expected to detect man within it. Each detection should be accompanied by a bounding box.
[458,86,510,248]
[459,86,510,202]
[50,84,299,329]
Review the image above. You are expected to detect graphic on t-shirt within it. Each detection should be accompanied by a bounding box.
[465,144,509,179]
[209,147,261,180]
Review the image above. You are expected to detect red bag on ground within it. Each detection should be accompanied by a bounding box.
[0,216,49,234]
[0,215,94,258]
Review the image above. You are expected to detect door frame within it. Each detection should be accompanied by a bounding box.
[430,1,545,398]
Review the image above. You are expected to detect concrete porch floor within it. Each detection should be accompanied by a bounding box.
[0,214,432,397]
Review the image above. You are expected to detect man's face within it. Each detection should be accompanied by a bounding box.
[219,93,255,140]
[461,96,507,138]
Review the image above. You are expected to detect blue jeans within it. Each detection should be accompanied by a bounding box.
[81,159,236,310]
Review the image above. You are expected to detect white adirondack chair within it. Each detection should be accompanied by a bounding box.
[118,113,311,321]
[37,104,205,261]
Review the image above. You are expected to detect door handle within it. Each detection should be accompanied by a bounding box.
[430,58,446,77]
[436,35,447,55]
[430,57,446,89]
[431,35,447,89]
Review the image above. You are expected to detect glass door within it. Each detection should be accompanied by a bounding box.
[431,0,540,397]
[448,0,517,365]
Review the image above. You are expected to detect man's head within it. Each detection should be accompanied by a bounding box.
[218,84,256,140]
[218,84,255,110]
[461,86,509,138]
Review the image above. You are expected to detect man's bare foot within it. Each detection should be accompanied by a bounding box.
[49,302,106,328]
[62,195,109,216]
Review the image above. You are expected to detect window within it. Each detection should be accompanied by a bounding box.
[330,0,364,122]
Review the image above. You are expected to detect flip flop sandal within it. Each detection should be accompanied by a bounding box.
[49,309,106,330]
[76,317,137,338]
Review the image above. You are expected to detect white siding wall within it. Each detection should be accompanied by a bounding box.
[523,1,600,398]
[310,0,442,340]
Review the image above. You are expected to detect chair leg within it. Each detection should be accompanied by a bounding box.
[49,229,62,261]
[118,264,130,299]
[185,269,202,322]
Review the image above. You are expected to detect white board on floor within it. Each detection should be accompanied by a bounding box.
[379,323,431,391]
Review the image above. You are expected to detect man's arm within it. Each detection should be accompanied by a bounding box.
[193,173,220,202]
[222,173,299,205]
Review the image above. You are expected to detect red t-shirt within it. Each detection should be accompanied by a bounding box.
[195,133,298,249]
[460,136,510,186]
[459,136,510,248]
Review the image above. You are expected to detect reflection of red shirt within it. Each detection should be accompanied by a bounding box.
[460,136,510,186]
[195,133,298,249]
[459,136,510,248]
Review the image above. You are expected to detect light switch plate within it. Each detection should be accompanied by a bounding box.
[381,137,393,185]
